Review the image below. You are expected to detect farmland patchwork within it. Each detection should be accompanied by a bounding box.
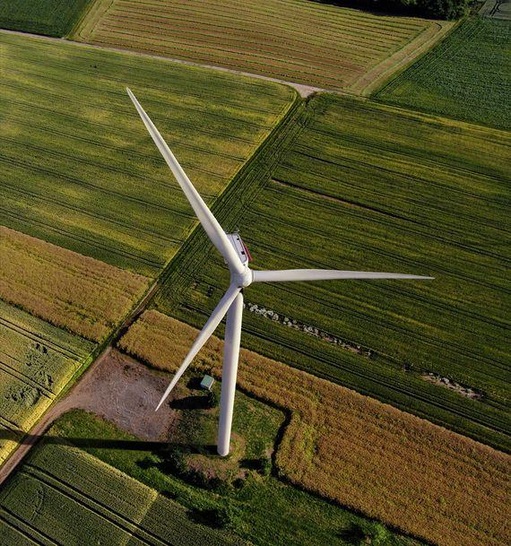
[119,311,511,546]
[154,94,511,451]
[0,32,297,276]
[73,0,452,93]
[0,226,150,342]
[0,442,243,545]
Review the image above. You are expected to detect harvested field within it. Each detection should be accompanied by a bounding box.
[0,226,150,342]
[0,300,94,465]
[0,32,296,276]
[74,0,452,93]
[119,311,511,546]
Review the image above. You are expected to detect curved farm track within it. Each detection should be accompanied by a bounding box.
[0,348,177,486]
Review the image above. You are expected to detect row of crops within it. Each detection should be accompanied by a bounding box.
[0,32,296,276]
[0,300,94,465]
[0,442,242,545]
[0,5,509,543]
[119,310,510,546]
[74,0,446,92]
[0,0,93,37]
[375,17,511,130]
[154,93,510,452]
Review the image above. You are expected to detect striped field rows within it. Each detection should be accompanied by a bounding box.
[0,442,241,545]
[0,300,95,466]
[74,0,449,92]
[0,32,296,276]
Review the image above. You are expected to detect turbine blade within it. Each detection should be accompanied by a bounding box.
[126,88,243,274]
[217,291,244,456]
[252,269,434,283]
[155,283,242,410]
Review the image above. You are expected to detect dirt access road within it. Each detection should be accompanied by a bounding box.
[0,349,177,486]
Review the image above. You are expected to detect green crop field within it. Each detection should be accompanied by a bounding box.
[74,0,452,94]
[0,300,94,465]
[0,32,296,276]
[375,18,511,130]
[154,94,510,451]
[0,0,93,37]
[0,441,243,545]
[40,410,422,546]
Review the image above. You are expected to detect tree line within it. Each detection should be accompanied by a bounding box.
[313,0,470,19]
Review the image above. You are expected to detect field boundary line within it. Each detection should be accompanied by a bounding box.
[0,28,322,97]
[350,19,456,96]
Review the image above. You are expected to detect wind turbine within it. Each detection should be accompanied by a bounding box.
[127,88,433,456]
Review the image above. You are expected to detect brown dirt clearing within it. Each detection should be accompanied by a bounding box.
[68,349,177,441]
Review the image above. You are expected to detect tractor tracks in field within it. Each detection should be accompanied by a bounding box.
[0,272,163,487]
[0,347,112,487]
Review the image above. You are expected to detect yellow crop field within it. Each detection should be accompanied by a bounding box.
[0,299,95,465]
[0,226,150,342]
[119,310,511,546]
[74,0,452,94]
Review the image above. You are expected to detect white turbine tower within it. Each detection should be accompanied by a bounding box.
[127,88,433,456]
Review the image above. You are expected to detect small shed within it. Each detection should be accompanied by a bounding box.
[200,374,215,391]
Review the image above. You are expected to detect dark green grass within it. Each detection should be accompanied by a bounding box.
[0,33,296,276]
[0,0,93,37]
[374,18,511,130]
[154,94,510,452]
[40,409,422,546]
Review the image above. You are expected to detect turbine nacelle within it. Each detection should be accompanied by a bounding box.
[127,88,434,456]
[226,232,253,287]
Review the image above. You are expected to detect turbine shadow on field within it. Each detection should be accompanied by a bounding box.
[0,430,211,453]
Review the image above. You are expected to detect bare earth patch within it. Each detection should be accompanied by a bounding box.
[69,349,177,441]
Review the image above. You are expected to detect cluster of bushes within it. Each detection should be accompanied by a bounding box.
[158,446,228,492]
[316,0,470,19]
[157,445,271,491]
[380,0,470,19]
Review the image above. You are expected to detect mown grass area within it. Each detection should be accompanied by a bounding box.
[119,312,511,546]
[154,93,510,452]
[0,441,244,546]
[0,32,296,277]
[0,0,93,37]
[375,17,511,130]
[0,226,149,341]
[74,0,451,93]
[42,410,422,546]
[0,300,95,465]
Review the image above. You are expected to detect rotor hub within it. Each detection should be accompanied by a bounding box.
[232,266,253,288]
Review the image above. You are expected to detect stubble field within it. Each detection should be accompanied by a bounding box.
[73,0,452,93]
